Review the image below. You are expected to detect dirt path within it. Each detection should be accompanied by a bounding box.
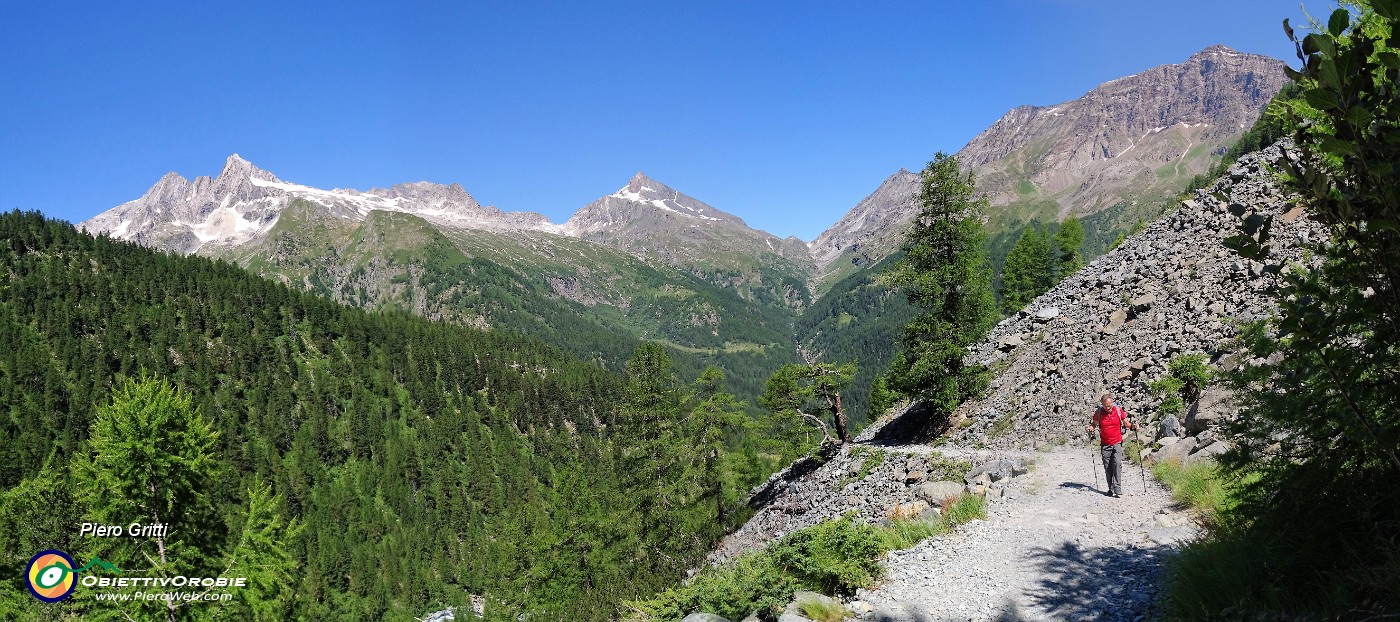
[854,444,1196,622]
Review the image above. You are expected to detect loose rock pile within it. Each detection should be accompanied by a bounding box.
[950,144,1320,453]
[707,437,1033,565]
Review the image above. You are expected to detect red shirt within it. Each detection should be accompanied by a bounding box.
[1094,405,1128,445]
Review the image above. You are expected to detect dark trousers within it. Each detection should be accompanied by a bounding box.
[1101,442,1124,495]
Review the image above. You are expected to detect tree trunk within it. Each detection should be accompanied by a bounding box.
[834,393,850,444]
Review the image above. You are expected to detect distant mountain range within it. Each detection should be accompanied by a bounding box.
[79,45,1289,425]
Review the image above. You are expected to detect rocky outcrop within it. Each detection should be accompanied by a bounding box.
[949,143,1320,450]
[708,427,1032,565]
[960,45,1288,211]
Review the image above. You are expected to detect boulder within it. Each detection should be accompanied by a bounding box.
[1186,440,1231,465]
[1187,387,1235,434]
[886,500,930,522]
[1131,293,1157,313]
[1103,309,1128,335]
[998,333,1025,351]
[913,481,965,505]
[1034,306,1060,321]
[682,615,732,622]
[964,459,1020,484]
[903,470,926,484]
[1159,414,1182,438]
[1148,436,1197,465]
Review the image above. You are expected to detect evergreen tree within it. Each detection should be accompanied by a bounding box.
[759,362,857,448]
[72,375,224,621]
[217,484,302,622]
[1052,216,1085,276]
[1000,225,1055,313]
[612,344,691,574]
[880,153,997,418]
[687,367,745,532]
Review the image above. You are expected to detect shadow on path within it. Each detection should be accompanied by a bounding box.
[869,598,1035,622]
[1025,540,1172,620]
[1058,481,1105,495]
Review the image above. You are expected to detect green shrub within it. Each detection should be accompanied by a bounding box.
[629,495,986,621]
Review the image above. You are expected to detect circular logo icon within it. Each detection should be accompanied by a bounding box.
[26,550,76,602]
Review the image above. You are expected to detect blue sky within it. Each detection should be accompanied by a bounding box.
[1,1,1303,241]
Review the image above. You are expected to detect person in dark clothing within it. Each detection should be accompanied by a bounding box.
[1086,393,1137,497]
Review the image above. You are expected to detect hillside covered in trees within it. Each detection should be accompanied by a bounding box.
[0,211,780,620]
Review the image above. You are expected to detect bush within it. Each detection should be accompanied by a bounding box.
[629,495,986,621]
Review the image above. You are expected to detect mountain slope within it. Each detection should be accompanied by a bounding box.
[79,158,809,400]
[0,210,709,620]
[810,45,1289,284]
[566,172,814,309]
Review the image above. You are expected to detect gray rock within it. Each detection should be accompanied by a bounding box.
[1103,309,1128,334]
[964,459,1020,484]
[913,480,965,504]
[999,333,1025,351]
[1186,440,1231,464]
[1035,306,1060,320]
[1187,387,1234,434]
[1159,414,1182,438]
[682,614,733,622]
[1131,293,1157,313]
[1148,436,1197,465]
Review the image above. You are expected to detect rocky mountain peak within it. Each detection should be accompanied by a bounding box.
[217,153,277,182]
[81,156,559,255]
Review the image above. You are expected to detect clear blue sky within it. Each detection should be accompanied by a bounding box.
[1,1,1303,241]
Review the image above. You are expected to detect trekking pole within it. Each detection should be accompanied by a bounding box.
[1088,431,1100,490]
[1135,424,1149,494]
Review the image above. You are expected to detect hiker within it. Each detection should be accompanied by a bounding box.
[1086,393,1136,497]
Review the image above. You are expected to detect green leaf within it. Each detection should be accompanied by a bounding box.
[1328,8,1349,37]
[1228,203,1248,218]
[1305,88,1338,111]
[1373,0,1399,19]
[1317,60,1342,91]
[1319,136,1358,157]
[1378,51,1400,71]
[1343,106,1374,129]
[1302,34,1321,56]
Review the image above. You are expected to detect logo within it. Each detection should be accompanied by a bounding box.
[25,550,77,602]
[24,550,121,602]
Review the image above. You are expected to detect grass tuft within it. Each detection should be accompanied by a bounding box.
[798,596,852,622]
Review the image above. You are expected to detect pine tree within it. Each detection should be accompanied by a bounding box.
[1052,216,1085,276]
[880,153,997,418]
[1001,225,1054,313]
[687,367,745,532]
[759,362,857,448]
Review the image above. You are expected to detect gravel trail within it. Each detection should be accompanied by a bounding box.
[856,444,1196,622]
